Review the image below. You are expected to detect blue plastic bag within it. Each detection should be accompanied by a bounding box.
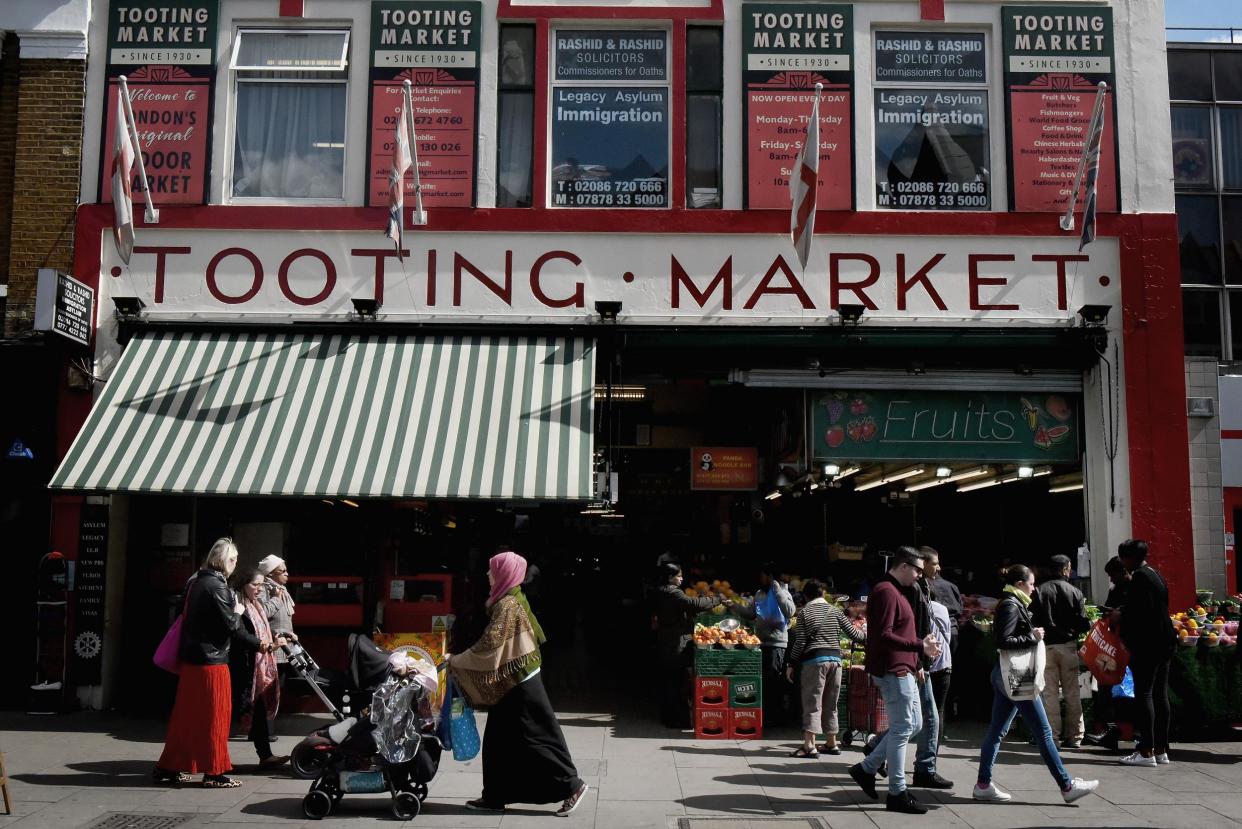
[439,676,481,761]
[756,586,788,631]
[1111,666,1135,699]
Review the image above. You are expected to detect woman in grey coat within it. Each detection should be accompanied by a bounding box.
[257,558,297,660]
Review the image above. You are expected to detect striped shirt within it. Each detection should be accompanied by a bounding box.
[787,598,867,664]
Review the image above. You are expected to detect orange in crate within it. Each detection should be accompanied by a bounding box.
[694,677,728,708]
[730,708,763,739]
[695,707,729,739]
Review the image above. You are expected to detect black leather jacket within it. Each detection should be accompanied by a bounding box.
[180,569,247,665]
[995,593,1038,652]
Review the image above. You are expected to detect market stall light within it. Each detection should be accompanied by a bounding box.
[906,477,950,492]
[832,465,861,480]
[935,466,952,478]
[764,490,782,501]
[1018,465,1035,478]
[593,384,646,401]
[945,465,991,483]
[855,465,924,492]
[823,463,841,476]
[341,499,360,508]
[1049,482,1084,493]
[957,476,1004,493]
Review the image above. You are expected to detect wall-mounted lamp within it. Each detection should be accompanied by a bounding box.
[1077,304,1111,326]
[112,296,146,320]
[837,303,865,326]
[595,300,622,322]
[351,298,381,319]
[823,463,840,476]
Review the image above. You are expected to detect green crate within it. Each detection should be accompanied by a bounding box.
[730,675,762,707]
[695,611,746,628]
[694,647,762,676]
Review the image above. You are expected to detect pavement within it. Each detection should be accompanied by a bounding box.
[1,706,1240,829]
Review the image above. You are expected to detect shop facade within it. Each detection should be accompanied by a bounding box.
[47,0,1192,708]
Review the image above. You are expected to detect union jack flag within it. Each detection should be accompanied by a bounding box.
[1077,84,1108,251]
[386,91,412,260]
[790,83,823,272]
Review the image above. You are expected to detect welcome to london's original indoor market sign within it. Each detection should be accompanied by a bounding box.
[101,230,1119,325]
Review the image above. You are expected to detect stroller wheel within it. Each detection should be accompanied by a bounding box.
[302,789,333,820]
[292,740,334,780]
[413,783,429,803]
[392,791,421,821]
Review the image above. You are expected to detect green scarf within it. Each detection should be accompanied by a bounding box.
[507,586,546,646]
[1003,584,1032,606]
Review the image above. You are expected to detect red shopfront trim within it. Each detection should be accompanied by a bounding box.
[61,204,1197,605]
[497,0,724,21]
[1226,487,1241,595]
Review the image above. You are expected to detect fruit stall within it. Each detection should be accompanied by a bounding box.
[1168,593,1242,732]
[692,616,763,739]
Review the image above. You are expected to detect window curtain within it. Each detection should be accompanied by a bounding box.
[497,92,533,207]
[1219,108,1242,190]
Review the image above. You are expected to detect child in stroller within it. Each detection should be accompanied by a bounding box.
[288,635,443,821]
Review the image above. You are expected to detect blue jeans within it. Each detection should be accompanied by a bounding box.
[977,666,1071,790]
[914,673,939,775]
[860,671,922,794]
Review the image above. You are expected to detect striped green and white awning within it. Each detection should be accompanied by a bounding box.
[50,331,596,500]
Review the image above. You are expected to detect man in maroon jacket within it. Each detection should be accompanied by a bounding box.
[850,547,942,815]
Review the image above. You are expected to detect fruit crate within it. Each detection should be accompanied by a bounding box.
[695,706,730,739]
[730,708,763,739]
[694,677,729,708]
[729,675,762,708]
[695,647,762,676]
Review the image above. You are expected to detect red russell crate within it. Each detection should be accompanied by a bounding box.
[730,708,763,740]
[694,677,729,708]
[694,707,730,739]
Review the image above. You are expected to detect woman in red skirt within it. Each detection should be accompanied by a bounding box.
[154,538,281,788]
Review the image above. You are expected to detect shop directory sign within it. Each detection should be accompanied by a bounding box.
[1003,5,1119,213]
[874,32,991,210]
[367,1,481,209]
[812,389,1081,463]
[551,31,669,208]
[742,3,853,210]
[100,0,219,205]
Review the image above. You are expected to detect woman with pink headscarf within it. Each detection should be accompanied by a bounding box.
[447,551,589,817]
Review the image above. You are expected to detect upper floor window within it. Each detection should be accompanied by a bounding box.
[550,29,670,208]
[229,29,350,200]
[497,24,535,208]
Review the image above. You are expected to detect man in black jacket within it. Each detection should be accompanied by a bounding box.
[1032,554,1090,747]
[920,547,962,736]
[1113,540,1176,767]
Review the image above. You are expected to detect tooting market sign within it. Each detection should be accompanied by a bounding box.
[103,230,1119,324]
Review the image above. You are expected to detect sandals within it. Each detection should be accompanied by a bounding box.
[790,747,819,758]
[819,744,842,756]
[202,775,242,789]
[152,767,190,785]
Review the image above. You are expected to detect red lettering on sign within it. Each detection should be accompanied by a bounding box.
[1032,254,1088,311]
[830,253,880,310]
[671,255,733,311]
[427,249,437,306]
[351,248,407,306]
[968,254,1019,311]
[206,248,263,304]
[896,253,948,311]
[530,250,585,309]
[278,248,337,306]
[454,252,512,306]
[743,255,813,310]
[133,246,191,303]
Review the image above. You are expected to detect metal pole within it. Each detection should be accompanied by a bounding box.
[403,79,427,226]
[118,76,159,224]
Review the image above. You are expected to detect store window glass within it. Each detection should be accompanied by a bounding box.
[1215,51,1242,101]
[1219,108,1242,190]
[1224,196,1242,285]
[686,27,722,209]
[1231,290,1242,357]
[1168,50,1213,101]
[551,29,669,208]
[1176,195,1222,285]
[229,29,349,200]
[873,32,990,210]
[1183,289,1223,358]
[497,25,535,208]
[1171,105,1215,189]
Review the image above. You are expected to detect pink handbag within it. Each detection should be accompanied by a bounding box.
[153,578,194,674]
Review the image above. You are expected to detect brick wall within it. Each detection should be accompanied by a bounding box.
[0,33,20,326]
[1185,357,1226,595]
[3,54,85,336]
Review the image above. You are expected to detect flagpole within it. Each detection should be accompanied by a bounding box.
[118,76,159,225]
[403,79,427,226]
[1059,81,1108,232]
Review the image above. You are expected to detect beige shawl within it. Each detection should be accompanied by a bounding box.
[449,595,541,707]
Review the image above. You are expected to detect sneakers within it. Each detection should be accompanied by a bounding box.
[466,799,505,812]
[1061,740,1082,749]
[972,782,1013,802]
[1119,751,1158,767]
[911,771,954,789]
[1155,752,1171,765]
[1061,778,1100,804]
[885,791,928,814]
[849,763,878,800]
[556,782,589,817]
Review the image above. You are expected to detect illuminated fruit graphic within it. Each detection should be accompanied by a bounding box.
[826,425,845,448]
[1045,395,1072,422]
[1046,424,1071,444]
[827,399,845,423]
[860,417,878,441]
[1021,398,1040,432]
[850,398,868,415]
[847,420,863,441]
[1034,427,1052,450]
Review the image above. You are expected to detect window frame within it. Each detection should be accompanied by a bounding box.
[546,25,674,210]
[225,26,353,205]
[684,24,723,209]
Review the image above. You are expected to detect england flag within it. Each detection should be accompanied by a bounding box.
[110,87,135,265]
[790,83,823,271]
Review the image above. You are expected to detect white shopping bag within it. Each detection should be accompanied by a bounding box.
[999,641,1046,701]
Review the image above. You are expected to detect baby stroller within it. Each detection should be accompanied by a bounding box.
[286,636,443,821]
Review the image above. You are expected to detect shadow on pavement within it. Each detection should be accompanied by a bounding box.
[13,759,155,788]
